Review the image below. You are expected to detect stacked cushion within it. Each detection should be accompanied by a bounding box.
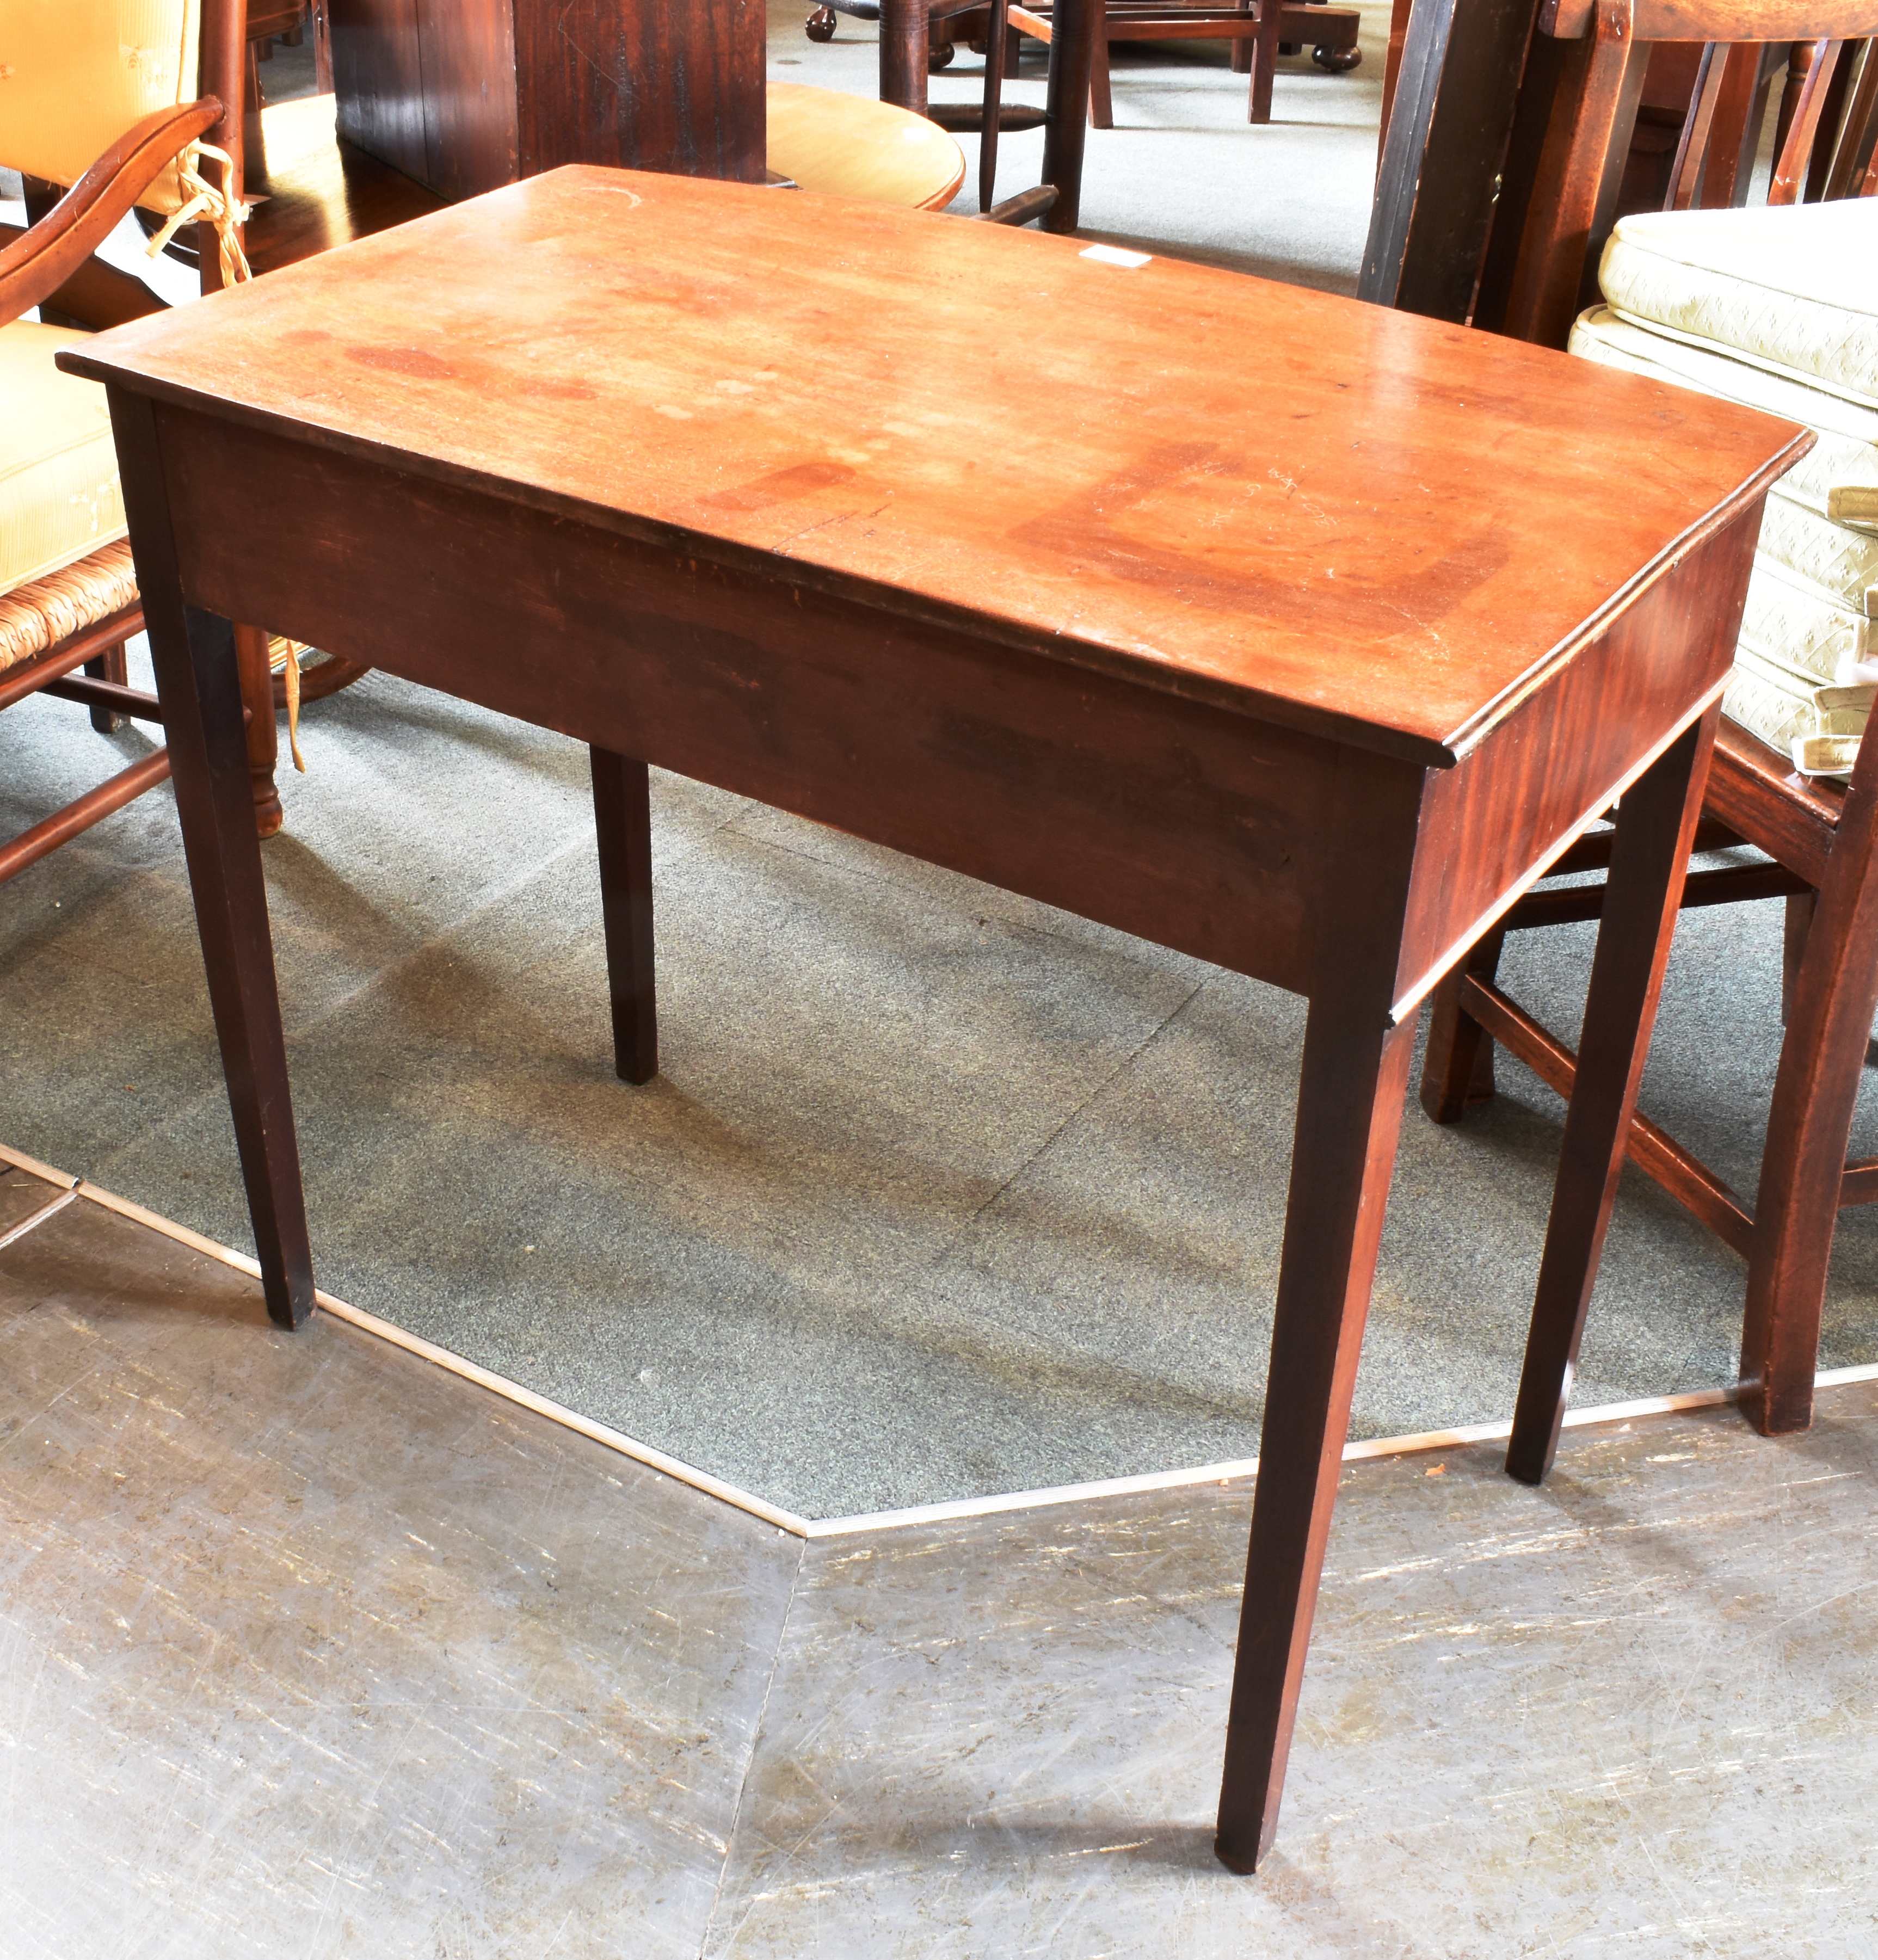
[1569,200,1878,778]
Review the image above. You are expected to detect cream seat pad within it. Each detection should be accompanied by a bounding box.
[1570,306,1878,449]
[1597,202,1878,415]
[0,323,130,595]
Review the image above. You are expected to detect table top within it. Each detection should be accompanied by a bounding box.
[65,168,1808,766]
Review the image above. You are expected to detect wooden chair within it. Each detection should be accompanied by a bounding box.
[1475,0,1878,349]
[0,3,288,880]
[1419,48,1878,1482]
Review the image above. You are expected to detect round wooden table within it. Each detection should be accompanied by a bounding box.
[765,82,966,210]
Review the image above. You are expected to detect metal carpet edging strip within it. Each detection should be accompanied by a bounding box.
[66,1174,812,1538]
[0,1187,78,1254]
[16,1144,1878,1542]
[0,1142,82,1190]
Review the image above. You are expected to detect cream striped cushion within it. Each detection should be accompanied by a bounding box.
[1598,201,1878,416]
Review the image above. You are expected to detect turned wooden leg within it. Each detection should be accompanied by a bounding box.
[1041,0,1095,231]
[1740,748,1878,1435]
[1505,707,1717,1484]
[592,746,658,1084]
[1419,928,1503,1122]
[85,640,128,734]
[1216,985,1417,1869]
[879,0,931,114]
[233,620,284,837]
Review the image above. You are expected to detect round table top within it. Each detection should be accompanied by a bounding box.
[766,82,966,212]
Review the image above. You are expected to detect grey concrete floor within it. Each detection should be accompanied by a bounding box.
[5,1177,1877,1958]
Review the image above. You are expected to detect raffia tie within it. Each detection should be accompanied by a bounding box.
[268,637,307,772]
[145,140,253,287]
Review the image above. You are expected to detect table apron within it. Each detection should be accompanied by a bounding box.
[158,404,1382,995]
[1392,509,1756,1020]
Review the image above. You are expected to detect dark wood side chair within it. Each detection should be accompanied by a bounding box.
[1418,51,1878,1482]
[1476,0,1878,349]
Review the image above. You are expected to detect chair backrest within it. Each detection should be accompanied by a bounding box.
[1480,0,1878,346]
[0,0,244,223]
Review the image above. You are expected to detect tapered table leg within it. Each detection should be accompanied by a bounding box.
[109,389,313,1332]
[1505,705,1719,1484]
[590,747,658,1084]
[1215,992,1417,1871]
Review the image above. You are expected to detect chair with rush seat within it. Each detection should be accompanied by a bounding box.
[0,1,284,882]
[1421,195,1878,1484]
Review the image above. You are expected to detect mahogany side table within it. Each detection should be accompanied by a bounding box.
[63,170,1808,1869]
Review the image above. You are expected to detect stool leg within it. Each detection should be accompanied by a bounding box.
[1042,0,1096,230]
[880,0,931,113]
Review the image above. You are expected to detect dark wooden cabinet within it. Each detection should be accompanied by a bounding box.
[328,0,765,200]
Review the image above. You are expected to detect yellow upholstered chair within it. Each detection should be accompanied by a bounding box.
[0,0,290,878]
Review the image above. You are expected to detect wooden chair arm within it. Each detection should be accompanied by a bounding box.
[0,98,223,329]
[0,224,170,330]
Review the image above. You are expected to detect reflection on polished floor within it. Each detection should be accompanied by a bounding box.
[5,1152,1876,1958]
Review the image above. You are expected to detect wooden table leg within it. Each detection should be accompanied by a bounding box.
[590,747,658,1084]
[1504,704,1719,1484]
[880,0,931,115]
[1215,992,1417,1871]
[1041,0,1096,230]
[109,390,315,1332]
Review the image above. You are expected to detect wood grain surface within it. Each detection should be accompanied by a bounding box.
[62,168,1806,764]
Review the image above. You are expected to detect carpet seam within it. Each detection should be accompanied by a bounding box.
[697,1530,810,1960]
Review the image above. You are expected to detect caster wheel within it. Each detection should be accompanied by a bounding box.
[805,6,836,40]
[1312,41,1361,69]
[928,40,956,67]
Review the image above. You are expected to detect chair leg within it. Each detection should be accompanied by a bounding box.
[233,621,284,837]
[1231,0,1253,71]
[85,640,128,734]
[1739,759,1878,1437]
[1782,889,1814,1026]
[1419,929,1504,1123]
[1089,22,1113,127]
